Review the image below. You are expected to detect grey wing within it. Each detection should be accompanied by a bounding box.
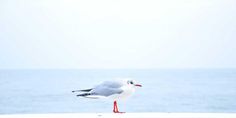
[97,80,123,88]
[91,86,123,97]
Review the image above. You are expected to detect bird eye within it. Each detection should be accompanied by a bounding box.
[130,81,134,84]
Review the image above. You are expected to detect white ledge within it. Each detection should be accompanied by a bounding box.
[1,113,236,118]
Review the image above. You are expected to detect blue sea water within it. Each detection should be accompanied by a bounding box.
[0,69,236,114]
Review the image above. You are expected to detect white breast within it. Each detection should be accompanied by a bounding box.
[108,85,135,100]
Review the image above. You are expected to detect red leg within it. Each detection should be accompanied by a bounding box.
[115,101,119,112]
[113,101,117,113]
[113,101,125,113]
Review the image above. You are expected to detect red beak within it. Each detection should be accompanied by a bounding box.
[135,84,142,87]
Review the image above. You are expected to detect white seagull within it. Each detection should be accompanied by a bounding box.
[72,79,142,113]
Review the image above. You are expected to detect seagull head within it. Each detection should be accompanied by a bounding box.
[126,79,142,88]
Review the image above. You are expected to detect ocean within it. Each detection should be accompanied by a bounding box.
[0,69,236,114]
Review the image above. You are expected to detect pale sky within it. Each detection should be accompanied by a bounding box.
[0,0,236,69]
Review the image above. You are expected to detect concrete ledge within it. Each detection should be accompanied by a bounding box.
[1,113,236,118]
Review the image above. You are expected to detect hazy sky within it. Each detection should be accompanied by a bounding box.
[0,0,236,69]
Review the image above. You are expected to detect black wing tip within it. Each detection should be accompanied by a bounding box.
[72,90,79,93]
[72,89,93,93]
[77,93,91,97]
[80,88,93,92]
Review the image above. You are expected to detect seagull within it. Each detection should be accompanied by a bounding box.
[72,79,142,113]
